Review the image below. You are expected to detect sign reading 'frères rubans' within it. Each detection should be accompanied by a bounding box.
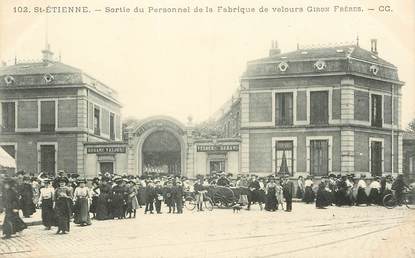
[196,145,239,152]
[87,146,126,154]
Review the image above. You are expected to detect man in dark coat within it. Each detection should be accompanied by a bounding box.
[154,181,164,214]
[144,181,155,214]
[282,176,294,212]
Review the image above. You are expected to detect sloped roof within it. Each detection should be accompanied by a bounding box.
[0,61,82,76]
[249,45,395,68]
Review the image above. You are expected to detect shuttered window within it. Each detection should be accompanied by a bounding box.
[1,102,15,132]
[310,140,329,176]
[94,107,100,135]
[40,145,56,176]
[371,94,383,127]
[275,92,293,126]
[310,91,328,125]
[40,101,55,132]
[110,112,115,140]
[370,141,382,176]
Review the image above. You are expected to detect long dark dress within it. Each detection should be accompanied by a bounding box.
[96,184,111,220]
[41,198,55,228]
[303,186,315,204]
[316,183,330,208]
[356,184,368,205]
[265,184,277,211]
[73,187,91,225]
[2,188,27,238]
[54,187,72,233]
[111,185,125,219]
[19,183,36,217]
[89,187,99,214]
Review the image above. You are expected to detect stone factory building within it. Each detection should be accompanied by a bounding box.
[0,39,407,179]
[239,40,404,178]
[0,46,123,177]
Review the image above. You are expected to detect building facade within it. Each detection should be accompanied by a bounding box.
[0,47,122,177]
[0,40,406,179]
[239,40,404,178]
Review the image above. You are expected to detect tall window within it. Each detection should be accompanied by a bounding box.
[40,101,55,132]
[275,141,294,175]
[310,140,329,176]
[1,102,15,132]
[110,113,115,140]
[94,107,100,135]
[39,144,56,176]
[370,141,383,176]
[371,94,383,127]
[310,91,328,125]
[275,92,293,126]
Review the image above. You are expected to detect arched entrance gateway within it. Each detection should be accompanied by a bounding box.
[128,116,188,176]
[142,130,181,175]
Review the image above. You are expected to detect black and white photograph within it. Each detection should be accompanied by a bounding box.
[0,0,414,257]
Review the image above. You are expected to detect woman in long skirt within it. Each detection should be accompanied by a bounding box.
[2,178,27,239]
[265,179,277,211]
[54,177,72,234]
[303,177,315,204]
[38,179,55,230]
[296,176,305,199]
[89,180,100,219]
[73,179,92,226]
[19,176,36,218]
[316,182,330,209]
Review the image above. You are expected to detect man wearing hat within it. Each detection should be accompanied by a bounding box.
[282,175,294,212]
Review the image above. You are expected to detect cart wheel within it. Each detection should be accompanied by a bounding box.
[383,194,397,209]
[204,197,214,211]
[404,193,415,210]
[185,196,196,211]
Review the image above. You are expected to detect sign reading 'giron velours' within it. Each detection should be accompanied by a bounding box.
[196,145,239,152]
[87,146,126,154]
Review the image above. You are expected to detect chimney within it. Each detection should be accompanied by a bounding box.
[42,43,54,62]
[370,39,378,55]
[269,40,281,57]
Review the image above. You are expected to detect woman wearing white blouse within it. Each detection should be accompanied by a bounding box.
[73,179,92,226]
[38,179,55,230]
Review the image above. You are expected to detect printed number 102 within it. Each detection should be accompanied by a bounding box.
[13,6,30,13]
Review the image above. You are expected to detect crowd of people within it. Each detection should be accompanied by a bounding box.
[296,173,410,209]
[0,170,411,240]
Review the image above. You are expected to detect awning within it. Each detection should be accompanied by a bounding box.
[0,147,16,168]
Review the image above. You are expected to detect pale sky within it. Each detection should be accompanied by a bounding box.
[1,0,414,127]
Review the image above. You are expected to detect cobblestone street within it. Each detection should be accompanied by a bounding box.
[1,203,414,258]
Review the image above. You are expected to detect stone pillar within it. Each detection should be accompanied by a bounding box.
[340,78,354,123]
[185,127,195,178]
[240,132,249,174]
[398,133,403,174]
[340,130,355,174]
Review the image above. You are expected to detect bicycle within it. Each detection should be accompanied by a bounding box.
[382,187,415,209]
[184,191,213,211]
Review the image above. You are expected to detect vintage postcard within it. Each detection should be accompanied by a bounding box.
[0,0,414,257]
